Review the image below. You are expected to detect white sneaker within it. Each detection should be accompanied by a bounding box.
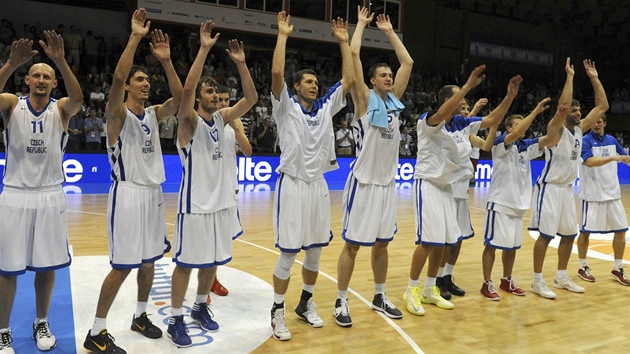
[403,287,425,316]
[271,307,291,341]
[294,298,323,328]
[553,277,585,293]
[420,285,454,309]
[0,328,15,354]
[33,321,57,351]
[531,280,557,299]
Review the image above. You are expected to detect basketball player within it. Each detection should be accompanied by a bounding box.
[576,114,630,285]
[0,31,83,353]
[403,66,521,315]
[334,7,413,327]
[167,22,258,348]
[206,85,253,303]
[84,9,183,353]
[480,98,568,300]
[269,12,353,341]
[529,58,609,299]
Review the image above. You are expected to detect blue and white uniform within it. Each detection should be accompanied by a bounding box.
[106,106,170,268]
[0,97,71,275]
[578,131,628,233]
[272,81,344,252]
[224,123,244,239]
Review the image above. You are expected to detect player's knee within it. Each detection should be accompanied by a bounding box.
[344,242,360,257]
[274,252,297,280]
[303,247,322,272]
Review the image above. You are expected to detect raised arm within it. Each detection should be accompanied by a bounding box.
[150,29,183,122]
[177,21,219,145]
[271,12,292,100]
[40,30,83,125]
[504,97,551,145]
[0,39,37,116]
[480,75,522,129]
[558,57,574,108]
[375,13,413,99]
[221,39,258,124]
[469,98,488,117]
[348,6,373,120]
[106,9,150,136]
[539,103,570,148]
[579,59,609,132]
[229,118,253,156]
[332,17,354,95]
[427,65,486,126]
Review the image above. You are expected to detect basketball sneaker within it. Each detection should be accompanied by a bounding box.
[402,286,425,316]
[130,312,162,338]
[211,277,229,296]
[372,293,403,319]
[334,298,352,327]
[190,303,219,332]
[480,280,500,301]
[271,306,291,341]
[530,280,557,299]
[83,329,126,353]
[295,298,324,327]
[0,328,14,354]
[443,274,465,296]
[577,266,596,282]
[167,315,192,348]
[435,277,452,300]
[611,267,630,286]
[553,276,585,293]
[420,285,454,309]
[500,277,526,296]
[33,320,57,351]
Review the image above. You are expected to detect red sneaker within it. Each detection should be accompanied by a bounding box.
[611,268,630,286]
[211,278,229,296]
[577,266,596,282]
[480,281,500,301]
[500,277,526,296]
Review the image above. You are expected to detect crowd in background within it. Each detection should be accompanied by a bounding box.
[0,18,628,157]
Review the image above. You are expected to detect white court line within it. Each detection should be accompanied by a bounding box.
[68,209,424,354]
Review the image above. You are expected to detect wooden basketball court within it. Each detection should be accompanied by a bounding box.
[67,185,630,353]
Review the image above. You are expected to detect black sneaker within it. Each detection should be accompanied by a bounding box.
[443,274,466,296]
[371,293,403,319]
[130,313,163,339]
[294,298,323,327]
[0,328,13,352]
[84,329,127,354]
[436,277,452,300]
[334,298,352,327]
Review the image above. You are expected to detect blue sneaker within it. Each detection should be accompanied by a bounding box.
[190,303,219,332]
[167,316,191,348]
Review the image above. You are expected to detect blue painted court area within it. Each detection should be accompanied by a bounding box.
[10,266,76,354]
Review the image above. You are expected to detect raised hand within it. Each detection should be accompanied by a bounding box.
[9,38,38,66]
[506,75,523,98]
[277,11,293,36]
[199,21,219,49]
[331,17,349,43]
[565,57,574,76]
[473,98,488,110]
[464,65,486,90]
[357,6,374,26]
[375,14,393,32]
[149,29,171,61]
[131,8,150,37]
[226,39,246,64]
[533,97,552,114]
[583,59,598,78]
[39,30,64,62]
[556,103,570,118]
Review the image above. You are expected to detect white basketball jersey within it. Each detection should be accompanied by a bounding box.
[177,112,235,214]
[350,108,400,185]
[446,115,482,176]
[578,131,625,201]
[108,107,165,186]
[537,126,582,185]
[2,97,67,188]
[487,135,542,211]
[224,123,238,195]
[272,82,344,182]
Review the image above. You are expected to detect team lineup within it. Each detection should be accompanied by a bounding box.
[0,6,629,354]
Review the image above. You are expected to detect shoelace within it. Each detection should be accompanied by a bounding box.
[35,323,53,338]
[273,309,289,331]
[339,299,350,316]
[0,331,12,349]
[410,287,422,305]
[583,266,592,276]
[508,279,519,291]
[173,318,189,337]
[487,281,498,294]
[381,294,397,309]
[305,300,318,316]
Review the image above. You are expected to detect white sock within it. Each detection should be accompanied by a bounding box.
[374,283,386,295]
[171,307,183,317]
[303,283,315,294]
[444,263,455,276]
[135,301,148,318]
[195,294,207,304]
[437,267,445,277]
[533,272,543,282]
[273,293,285,305]
[407,278,420,289]
[579,259,588,268]
[425,277,437,287]
[90,317,107,337]
[35,317,48,325]
[614,259,623,271]
[337,290,348,300]
[556,269,567,279]
[0,328,9,334]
